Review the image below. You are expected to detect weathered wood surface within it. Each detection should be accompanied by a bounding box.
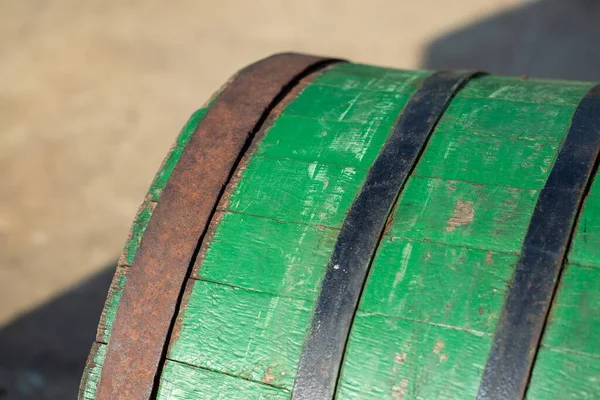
[527,174,600,399]
[81,59,600,399]
[79,108,208,398]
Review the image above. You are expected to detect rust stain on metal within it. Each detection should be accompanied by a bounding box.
[94,53,342,400]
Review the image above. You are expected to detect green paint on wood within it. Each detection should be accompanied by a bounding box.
[458,76,592,106]
[147,146,185,202]
[435,97,575,142]
[122,201,155,266]
[157,361,289,400]
[196,212,339,300]
[110,108,208,336]
[527,347,600,400]
[257,115,391,169]
[80,108,210,398]
[414,131,558,188]
[96,265,127,343]
[526,115,600,398]
[312,63,430,94]
[227,156,366,227]
[568,194,600,268]
[168,280,312,390]
[538,264,600,357]
[149,108,208,201]
[524,83,600,399]
[176,108,208,147]
[166,64,428,396]
[84,61,600,399]
[388,176,539,253]
[337,73,583,398]
[361,237,517,335]
[282,84,411,125]
[78,343,107,400]
[589,170,600,198]
[336,313,491,399]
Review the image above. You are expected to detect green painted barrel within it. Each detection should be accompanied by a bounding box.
[80,53,600,400]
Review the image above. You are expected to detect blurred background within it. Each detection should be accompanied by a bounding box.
[1,0,599,398]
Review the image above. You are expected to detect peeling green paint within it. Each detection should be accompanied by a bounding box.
[83,63,600,399]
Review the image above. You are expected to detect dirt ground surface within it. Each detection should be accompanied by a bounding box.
[1,0,599,398]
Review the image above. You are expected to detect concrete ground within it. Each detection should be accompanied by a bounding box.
[1,0,599,398]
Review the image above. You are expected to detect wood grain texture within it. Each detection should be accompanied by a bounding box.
[96,109,209,343]
[526,91,600,398]
[414,130,558,188]
[95,55,342,400]
[257,115,391,169]
[157,361,289,400]
[435,97,576,141]
[388,176,539,252]
[336,74,591,399]
[79,343,107,400]
[197,211,339,300]
[336,313,492,399]
[96,265,127,343]
[227,156,367,227]
[168,280,312,390]
[84,61,600,399]
[148,108,209,202]
[360,237,517,335]
[567,182,600,268]
[291,70,482,400]
[526,347,600,400]
[527,266,600,398]
[541,265,600,357]
[164,63,427,397]
[457,76,592,105]
[80,108,209,399]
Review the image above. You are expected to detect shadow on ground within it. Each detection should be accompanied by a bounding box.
[423,0,600,81]
[0,264,114,400]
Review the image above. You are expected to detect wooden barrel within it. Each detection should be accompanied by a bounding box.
[80,53,600,400]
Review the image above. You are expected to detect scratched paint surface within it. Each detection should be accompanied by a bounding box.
[336,75,591,399]
[388,176,539,252]
[227,156,366,227]
[360,237,517,335]
[101,107,208,341]
[336,313,492,399]
[527,174,600,399]
[79,343,107,400]
[83,64,600,399]
[161,63,428,397]
[96,266,127,343]
[414,131,558,188]
[157,361,289,400]
[566,178,600,268]
[526,347,600,400]
[457,76,592,106]
[168,281,313,389]
[78,108,208,399]
[197,211,339,300]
